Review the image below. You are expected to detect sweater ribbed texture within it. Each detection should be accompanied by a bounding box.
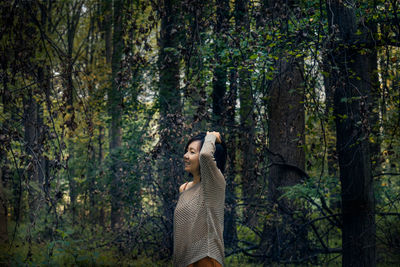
[173,134,226,267]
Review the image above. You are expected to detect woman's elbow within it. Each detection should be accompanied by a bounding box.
[199,151,213,163]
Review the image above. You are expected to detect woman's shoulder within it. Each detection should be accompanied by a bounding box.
[179,182,189,193]
[179,181,199,193]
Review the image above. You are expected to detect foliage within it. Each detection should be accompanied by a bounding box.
[1,0,400,265]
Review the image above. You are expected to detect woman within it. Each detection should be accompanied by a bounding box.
[173,131,227,267]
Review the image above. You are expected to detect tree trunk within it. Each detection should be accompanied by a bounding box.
[63,1,82,222]
[259,0,307,262]
[327,1,376,266]
[23,79,41,261]
[109,0,124,230]
[0,165,8,244]
[322,56,338,178]
[322,57,340,210]
[368,50,381,175]
[37,66,50,215]
[211,0,238,249]
[234,0,257,226]
[96,2,109,226]
[181,1,209,132]
[0,74,8,241]
[98,125,105,227]
[267,56,306,262]
[212,0,229,128]
[23,88,38,224]
[223,67,239,249]
[268,58,305,207]
[158,0,183,258]
[101,0,113,64]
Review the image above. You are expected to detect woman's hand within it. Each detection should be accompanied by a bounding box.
[207,131,222,143]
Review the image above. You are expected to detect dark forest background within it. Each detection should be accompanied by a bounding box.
[1,0,400,266]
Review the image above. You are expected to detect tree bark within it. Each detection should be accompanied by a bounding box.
[235,0,257,226]
[23,88,39,224]
[322,57,340,210]
[223,67,239,249]
[266,56,306,262]
[158,0,183,258]
[62,1,82,223]
[211,0,238,249]
[327,1,376,266]
[268,58,305,206]
[181,1,210,132]
[101,0,113,64]
[0,164,8,244]
[212,0,229,128]
[259,0,307,262]
[322,56,338,178]
[368,49,381,176]
[109,0,124,230]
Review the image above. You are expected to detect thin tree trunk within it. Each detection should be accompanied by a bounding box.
[109,0,124,230]
[182,1,208,132]
[212,0,229,128]
[23,78,40,261]
[212,0,238,249]
[98,125,105,227]
[1,49,10,245]
[369,50,381,175]
[223,67,238,249]
[322,56,338,178]
[322,57,340,210]
[62,1,82,223]
[37,66,50,221]
[158,0,183,257]
[23,89,38,224]
[0,166,8,244]
[235,0,257,226]
[101,0,113,64]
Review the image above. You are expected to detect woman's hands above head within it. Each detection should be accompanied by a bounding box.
[207,131,222,144]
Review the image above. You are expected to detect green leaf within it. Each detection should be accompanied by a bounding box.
[249,54,258,60]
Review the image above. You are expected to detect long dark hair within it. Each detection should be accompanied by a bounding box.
[184,132,227,174]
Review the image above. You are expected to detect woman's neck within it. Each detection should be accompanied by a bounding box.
[192,173,201,184]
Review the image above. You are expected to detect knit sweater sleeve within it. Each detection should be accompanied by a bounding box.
[199,134,226,205]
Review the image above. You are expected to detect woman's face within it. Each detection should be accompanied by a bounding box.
[184,140,201,175]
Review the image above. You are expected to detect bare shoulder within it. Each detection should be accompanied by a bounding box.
[179,182,189,193]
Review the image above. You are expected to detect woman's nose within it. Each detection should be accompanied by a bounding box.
[184,153,188,159]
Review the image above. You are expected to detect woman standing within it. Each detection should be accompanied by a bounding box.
[173,131,227,267]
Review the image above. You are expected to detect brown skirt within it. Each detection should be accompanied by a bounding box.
[186,257,222,267]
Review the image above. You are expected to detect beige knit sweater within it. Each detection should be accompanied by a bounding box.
[173,134,226,267]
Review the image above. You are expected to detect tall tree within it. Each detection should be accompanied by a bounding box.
[235,0,257,225]
[212,0,238,248]
[182,0,210,132]
[157,0,183,257]
[322,56,341,210]
[212,0,229,128]
[22,71,47,236]
[62,0,83,131]
[100,0,113,64]
[368,43,381,176]
[326,1,376,266]
[258,0,307,262]
[109,0,124,230]
[0,167,7,244]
